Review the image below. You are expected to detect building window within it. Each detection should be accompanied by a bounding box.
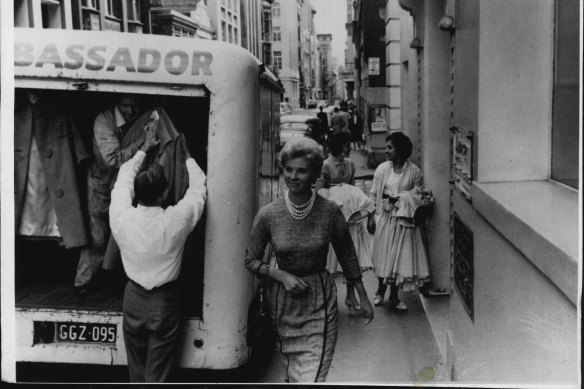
[105,0,122,18]
[126,0,141,21]
[273,51,282,70]
[222,21,227,41]
[82,0,99,10]
[272,4,280,18]
[41,0,66,29]
[272,26,281,42]
[551,0,579,189]
[81,0,101,30]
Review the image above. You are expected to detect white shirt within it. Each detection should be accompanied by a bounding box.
[110,150,207,290]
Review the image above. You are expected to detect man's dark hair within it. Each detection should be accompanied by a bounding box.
[386,131,413,161]
[134,163,167,206]
[329,131,351,156]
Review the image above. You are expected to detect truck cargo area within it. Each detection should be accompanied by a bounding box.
[14,88,209,317]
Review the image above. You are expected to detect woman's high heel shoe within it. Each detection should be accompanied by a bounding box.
[373,294,384,306]
[388,297,408,312]
[374,284,387,306]
[345,299,362,316]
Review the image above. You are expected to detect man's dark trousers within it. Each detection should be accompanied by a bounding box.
[123,279,181,382]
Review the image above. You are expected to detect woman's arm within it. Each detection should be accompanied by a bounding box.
[353,279,374,323]
[245,212,271,277]
[330,210,374,323]
[348,160,356,185]
[245,211,308,294]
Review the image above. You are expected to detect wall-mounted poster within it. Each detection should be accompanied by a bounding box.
[451,127,473,201]
[368,57,380,76]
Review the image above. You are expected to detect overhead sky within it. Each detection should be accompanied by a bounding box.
[312,0,348,68]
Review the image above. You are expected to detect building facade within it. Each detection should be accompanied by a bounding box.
[353,0,389,165]
[317,33,332,102]
[240,0,261,58]
[15,0,145,32]
[299,1,317,106]
[206,0,240,45]
[381,0,579,384]
[149,0,215,39]
[343,0,356,101]
[271,0,304,108]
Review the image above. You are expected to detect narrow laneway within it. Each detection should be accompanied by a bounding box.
[248,272,447,384]
[250,142,448,384]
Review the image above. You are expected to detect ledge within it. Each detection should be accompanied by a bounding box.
[472,180,579,305]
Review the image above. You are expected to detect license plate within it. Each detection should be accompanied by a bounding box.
[55,322,117,344]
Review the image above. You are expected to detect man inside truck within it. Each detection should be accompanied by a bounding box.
[109,121,207,382]
[74,94,147,295]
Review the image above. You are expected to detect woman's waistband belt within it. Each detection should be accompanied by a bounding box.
[382,194,398,203]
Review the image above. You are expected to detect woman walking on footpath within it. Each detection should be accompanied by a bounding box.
[245,138,374,383]
[317,132,374,315]
[349,108,364,149]
[367,132,431,311]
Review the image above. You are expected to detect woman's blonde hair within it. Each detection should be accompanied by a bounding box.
[279,137,324,177]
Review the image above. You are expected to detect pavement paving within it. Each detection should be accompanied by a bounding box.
[245,273,448,384]
[252,118,448,384]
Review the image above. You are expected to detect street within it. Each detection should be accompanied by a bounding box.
[17,272,448,385]
[16,139,450,385]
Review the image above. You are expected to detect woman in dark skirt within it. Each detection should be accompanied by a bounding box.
[245,137,374,383]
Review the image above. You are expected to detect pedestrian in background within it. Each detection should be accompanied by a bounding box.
[317,106,329,138]
[349,108,364,150]
[330,106,349,134]
[367,132,431,311]
[109,121,207,382]
[317,131,375,316]
[245,137,373,383]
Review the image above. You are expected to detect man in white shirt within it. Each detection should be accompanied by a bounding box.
[109,125,207,382]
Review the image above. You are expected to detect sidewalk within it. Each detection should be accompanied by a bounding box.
[246,273,448,384]
[351,147,375,179]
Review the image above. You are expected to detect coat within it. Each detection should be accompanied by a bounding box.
[370,160,423,216]
[121,107,191,207]
[14,97,91,248]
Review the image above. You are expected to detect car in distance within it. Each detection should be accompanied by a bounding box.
[306,99,318,109]
[280,102,292,116]
[279,114,321,149]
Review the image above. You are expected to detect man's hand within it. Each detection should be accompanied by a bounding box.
[140,119,159,152]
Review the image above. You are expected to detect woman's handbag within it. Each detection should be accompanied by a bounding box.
[246,279,273,347]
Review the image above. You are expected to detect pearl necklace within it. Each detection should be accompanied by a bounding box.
[285,190,316,220]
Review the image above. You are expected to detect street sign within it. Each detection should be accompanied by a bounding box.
[339,70,354,80]
[371,121,386,133]
[368,57,380,76]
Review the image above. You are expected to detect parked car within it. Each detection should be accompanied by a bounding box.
[279,114,320,149]
[306,99,318,109]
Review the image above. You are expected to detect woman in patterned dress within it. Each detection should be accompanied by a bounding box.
[368,132,431,311]
[245,137,374,383]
